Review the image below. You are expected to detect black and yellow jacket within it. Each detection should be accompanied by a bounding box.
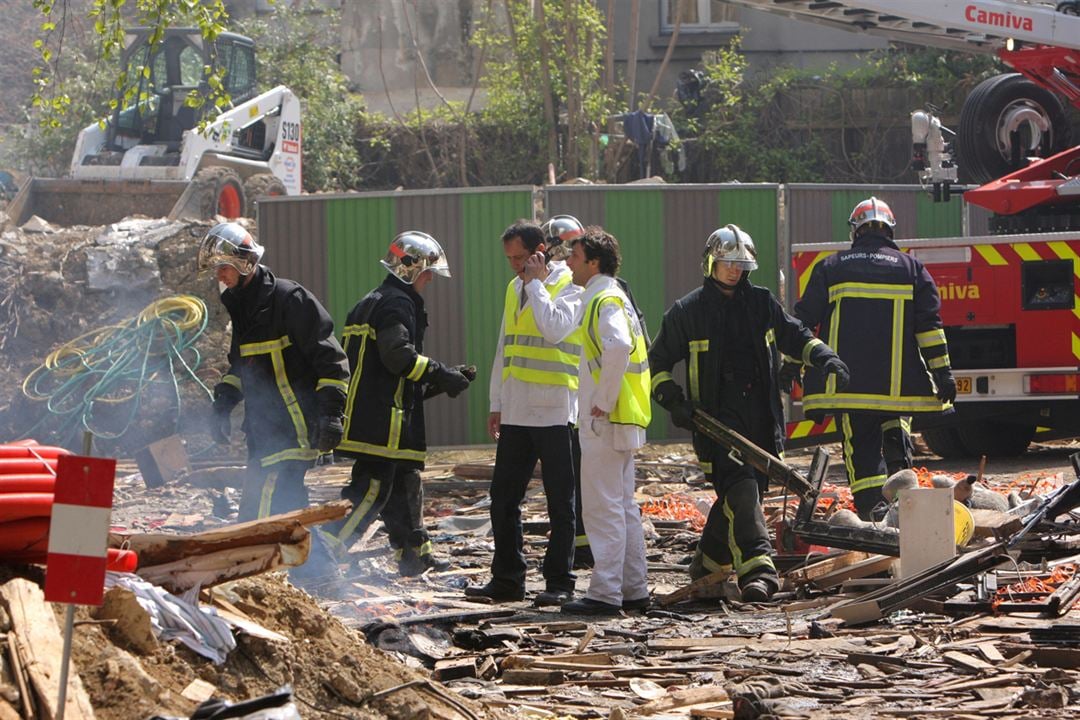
[220,265,350,467]
[794,232,950,416]
[338,275,431,468]
[649,277,833,464]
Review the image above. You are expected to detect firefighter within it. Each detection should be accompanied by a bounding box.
[329,232,473,576]
[198,223,349,581]
[649,224,849,603]
[465,220,582,606]
[559,227,651,616]
[794,197,957,520]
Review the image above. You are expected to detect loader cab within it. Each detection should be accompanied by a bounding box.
[108,28,257,152]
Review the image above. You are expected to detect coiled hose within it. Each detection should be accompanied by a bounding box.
[21,295,213,441]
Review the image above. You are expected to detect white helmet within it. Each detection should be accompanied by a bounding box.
[380,231,451,284]
[197,222,264,276]
[849,196,896,240]
[702,224,758,277]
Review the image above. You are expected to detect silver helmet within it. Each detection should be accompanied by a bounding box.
[197,222,264,276]
[849,196,896,240]
[540,214,584,261]
[380,231,451,284]
[702,224,758,277]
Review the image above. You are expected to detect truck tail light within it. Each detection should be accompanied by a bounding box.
[1027,373,1080,394]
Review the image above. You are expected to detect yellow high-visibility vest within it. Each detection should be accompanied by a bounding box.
[583,288,651,429]
[501,274,583,389]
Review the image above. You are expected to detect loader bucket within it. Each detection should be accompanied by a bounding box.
[8,177,190,228]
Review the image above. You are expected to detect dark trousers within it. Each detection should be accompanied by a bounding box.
[841,411,900,519]
[882,416,914,476]
[327,457,428,553]
[571,429,592,560]
[489,424,577,592]
[238,459,312,522]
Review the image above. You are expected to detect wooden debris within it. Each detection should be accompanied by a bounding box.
[180,678,217,703]
[637,686,729,715]
[1,579,96,720]
[658,570,729,606]
[433,657,477,682]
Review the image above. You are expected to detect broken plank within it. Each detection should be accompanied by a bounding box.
[432,657,477,682]
[395,608,516,626]
[975,642,1005,663]
[658,569,729,606]
[637,686,730,715]
[6,634,34,720]
[785,551,873,584]
[647,635,878,653]
[0,579,96,720]
[500,669,567,685]
[811,554,895,590]
[942,650,995,673]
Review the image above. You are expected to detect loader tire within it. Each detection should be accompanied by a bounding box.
[920,427,969,460]
[957,421,1035,459]
[243,173,287,218]
[957,73,1072,185]
[191,167,246,220]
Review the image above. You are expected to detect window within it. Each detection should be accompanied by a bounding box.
[661,0,740,31]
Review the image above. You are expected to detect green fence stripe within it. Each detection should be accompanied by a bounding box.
[325,197,396,330]
[915,192,964,238]
[718,187,780,295]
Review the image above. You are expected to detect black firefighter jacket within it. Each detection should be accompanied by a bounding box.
[220,265,350,467]
[794,232,951,417]
[338,275,431,468]
[649,277,833,468]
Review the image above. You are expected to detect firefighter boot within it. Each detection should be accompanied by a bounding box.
[688,547,732,581]
[739,573,779,603]
[397,544,451,577]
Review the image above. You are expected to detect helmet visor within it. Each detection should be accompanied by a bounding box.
[198,224,261,276]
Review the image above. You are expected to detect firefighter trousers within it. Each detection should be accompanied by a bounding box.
[326,458,430,556]
[489,424,577,593]
[842,411,911,519]
[578,431,648,606]
[238,459,312,522]
[698,458,778,590]
[571,429,593,566]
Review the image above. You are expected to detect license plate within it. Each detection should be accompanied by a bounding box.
[956,376,972,394]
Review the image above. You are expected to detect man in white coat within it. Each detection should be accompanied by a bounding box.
[560,227,652,616]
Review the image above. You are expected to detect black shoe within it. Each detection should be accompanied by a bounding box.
[561,597,621,616]
[621,596,651,611]
[534,588,573,607]
[398,551,451,577]
[464,581,525,603]
[740,578,776,603]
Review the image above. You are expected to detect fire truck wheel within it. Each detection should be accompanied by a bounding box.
[957,73,1072,185]
[957,421,1035,459]
[921,427,968,460]
[243,173,287,218]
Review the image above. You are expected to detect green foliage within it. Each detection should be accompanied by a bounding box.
[237,6,370,191]
[472,0,614,180]
[673,44,1002,183]
[31,0,231,129]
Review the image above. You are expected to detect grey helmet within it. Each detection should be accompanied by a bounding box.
[380,231,451,284]
[702,224,758,277]
[540,214,584,261]
[197,222,264,276]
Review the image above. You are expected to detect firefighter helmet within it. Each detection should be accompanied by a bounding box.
[540,214,584,260]
[849,196,896,240]
[380,231,451,284]
[197,222,264,276]
[702,224,758,277]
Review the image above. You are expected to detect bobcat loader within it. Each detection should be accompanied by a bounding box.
[8,27,302,227]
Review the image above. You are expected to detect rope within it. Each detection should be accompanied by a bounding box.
[21,295,213,442]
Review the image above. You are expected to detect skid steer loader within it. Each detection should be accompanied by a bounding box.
[8,27,301,227]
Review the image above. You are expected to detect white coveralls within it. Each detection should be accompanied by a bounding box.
[577,274,648,606]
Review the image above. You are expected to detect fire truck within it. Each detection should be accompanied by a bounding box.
[725,1,1080,458]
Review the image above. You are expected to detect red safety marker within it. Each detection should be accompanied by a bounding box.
[44,455,116,606]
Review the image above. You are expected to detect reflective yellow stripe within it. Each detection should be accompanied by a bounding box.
[804,393,944,413]
[260,448,319,466]
[927,355,951,369]
[1048,241,1080,279]
[389,379,405,450]
[257,469,278,519]
[890,298,903,397]
[723,497,775,579]
[341,325,373,444]
[222,374,242,391]
[826,302,841,395]
[798,251,834,297]
[915,328,947,348]
[801,338,823,366]
[336,477,382,542]
[651,370,673,392]
[575,534,590,547]
[239,336,292,356]
[336,439,426,462]
[841,413,856,491]
[974,245,1007,266]
[851,474,888,493]
[789,420,816,438]
[406,355,430,382]
[583,291,651,428]
[317,378,348,392]
[699,461,712,474]
[1012,242,1040,261]
[700,551,729,574]
[827,282,913,302]
[415,540,433,556]
[502,274,582,389]
[688,340,709,402]
[1074,332,1080,363]
[764,328,775,348]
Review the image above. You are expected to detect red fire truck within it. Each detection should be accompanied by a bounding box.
[725,1,1080,457]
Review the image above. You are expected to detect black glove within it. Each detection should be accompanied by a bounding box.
[821,356,851,392]
[311,412,344,452]
[779,360,803,394]
[669,399,696,431]
[426,360,472,398]
[211,382,242,445]
[932,367,957,404]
